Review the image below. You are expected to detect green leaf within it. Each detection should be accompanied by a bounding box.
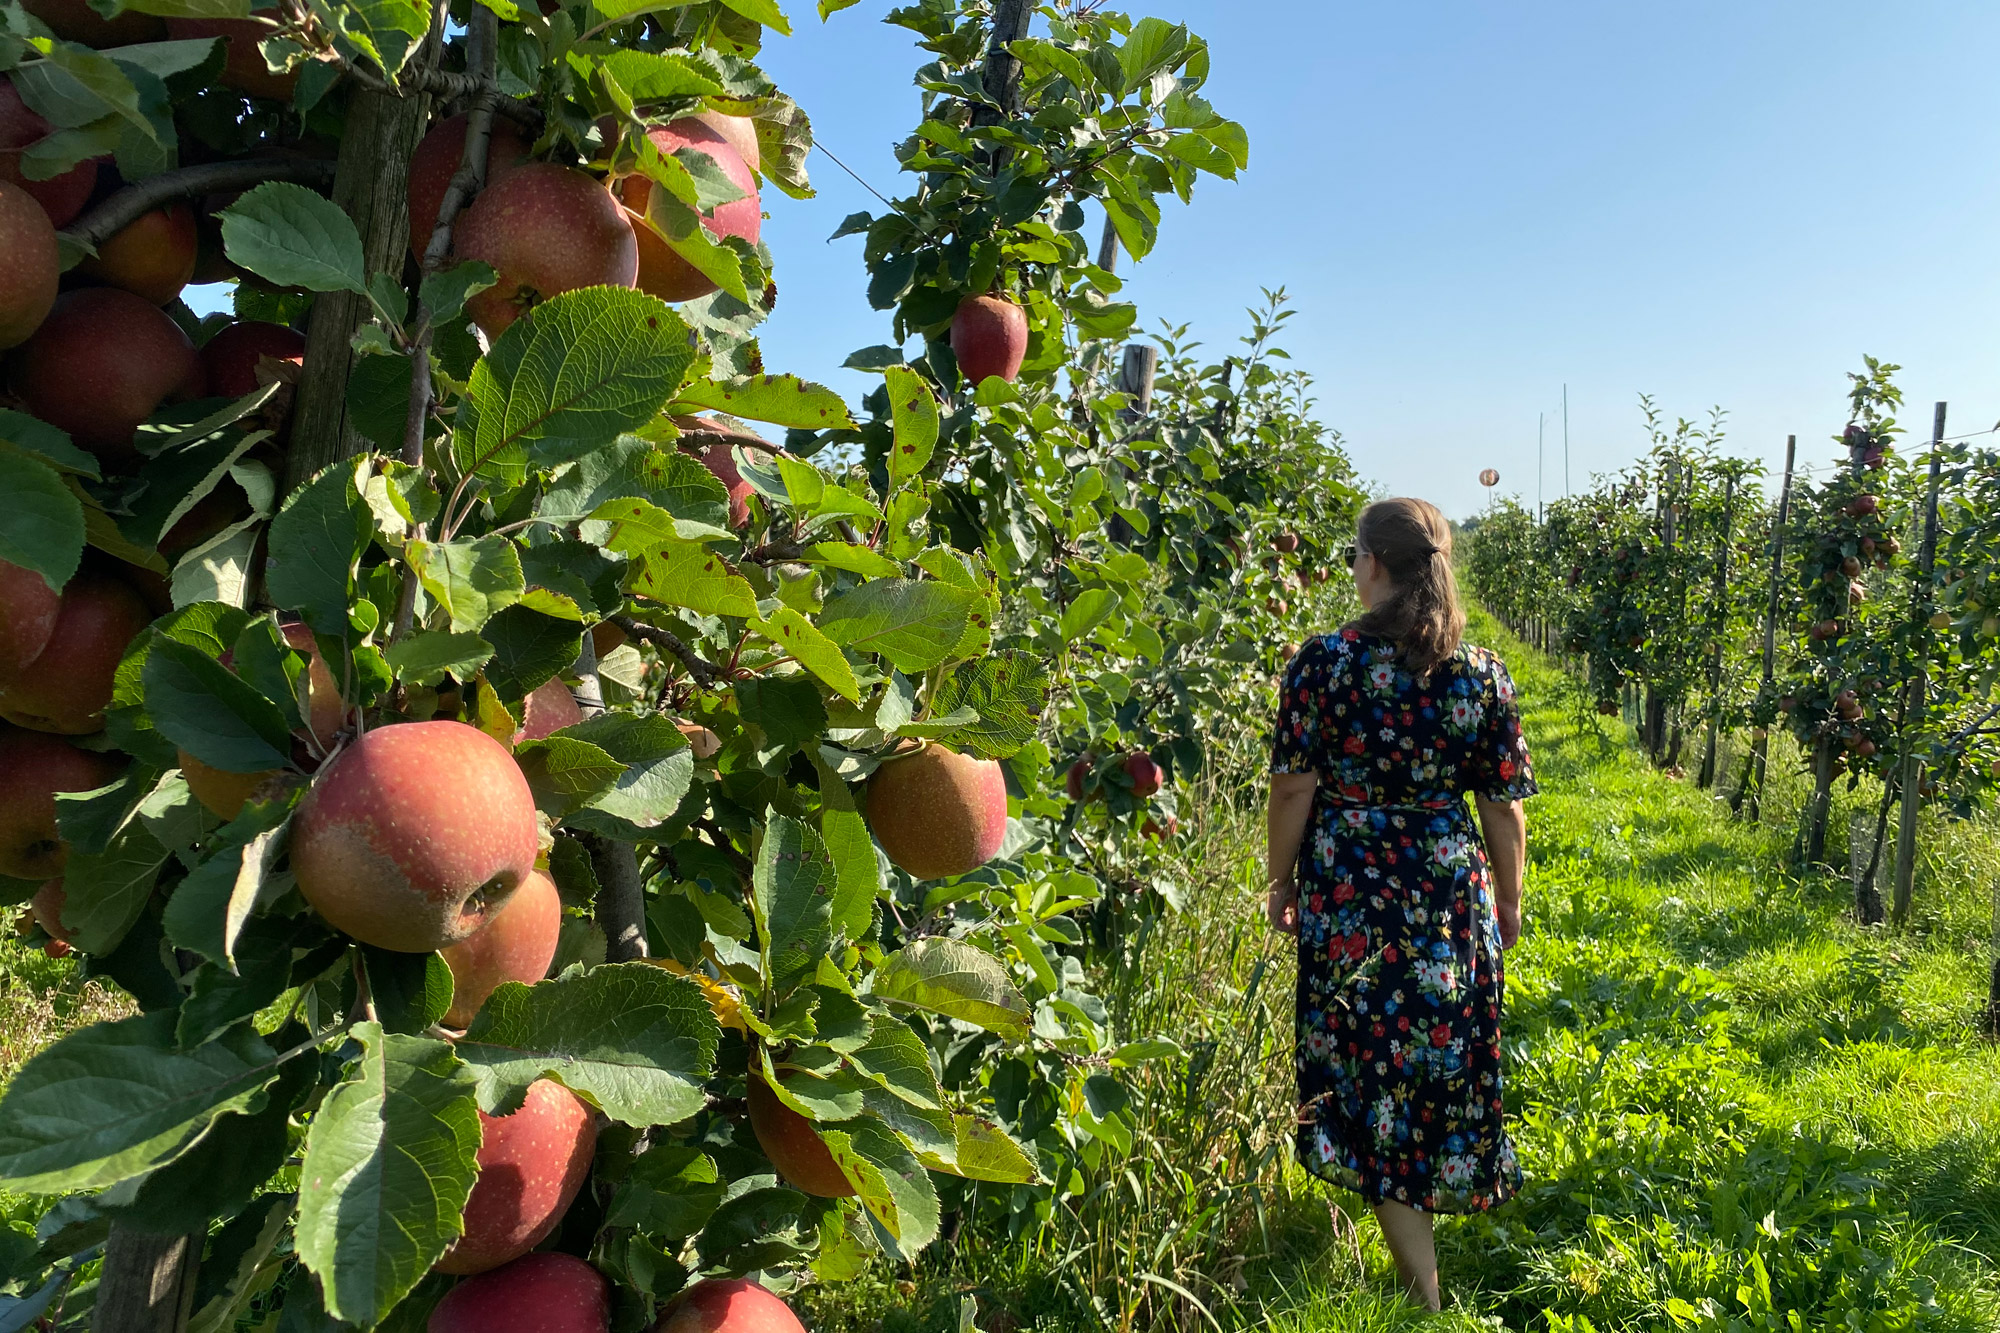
[882,365,937,490]
[0,1011,278,1193]
[418,261,496,326]
[821,1118,937,1257]
[819,579,977,673]
[595,48,723,101]
[632,536,759,617]
[337,0,430,76]
[185,1192,293,1333]
[219,182,368,294]
[804,540,899,578]
[848,1015,941,1109]
[928,650,1048,758]
[0,449,83,593]
[715,0,789,34]
[25,41,155,141]
[673,374,854,430]
[1116,16,1188,93]
[753,608,857,703]
[383,631,494,687]
[456,962,720,1126]
[142,639,294,773]
[751,814,835,994]
[0,408,100,478]
[936,1114,1038,1183]
[513,735,621,815]
[160,796,292,969]
[482,607,583,701]
[361,948,455,1034]
[453,287,695,496]
[59,818,171,957]
[558,714,693,830]
[296,1025,481,1327]
[538,436,729,535]
[735,674,826,748]
[265,462,367,635]
[407,535,524,634]
[1059,587,1119,640]
[871,938,1028,1040]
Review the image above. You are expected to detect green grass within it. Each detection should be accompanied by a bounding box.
[802,612,2000,1331]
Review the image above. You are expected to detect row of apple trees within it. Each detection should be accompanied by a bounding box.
[1467,363,2000,909]
[0,0,1358,1328]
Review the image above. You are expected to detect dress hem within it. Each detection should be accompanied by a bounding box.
[1297,1152,1520,1216]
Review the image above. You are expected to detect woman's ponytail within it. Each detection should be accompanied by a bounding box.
[1351,497,1465,677]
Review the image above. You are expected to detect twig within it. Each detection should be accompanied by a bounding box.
[740,538,807,565]
[611,612,726,689]
[60,157,336,252]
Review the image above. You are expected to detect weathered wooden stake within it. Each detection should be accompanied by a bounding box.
[1891,403,1946,924]
[1697,476,1736,788]
[1736,436,1795,822]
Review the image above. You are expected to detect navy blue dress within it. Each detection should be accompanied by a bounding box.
[1270,628,1537,1213]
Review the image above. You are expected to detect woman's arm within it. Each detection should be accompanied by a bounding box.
[1474,795,1526,949]
[1265,771,1319,934]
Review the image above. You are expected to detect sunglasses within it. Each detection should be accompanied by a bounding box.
[1342,545,1361,569]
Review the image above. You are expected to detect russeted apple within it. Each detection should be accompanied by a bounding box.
[0,559,60,678]
[406,112,532,259]
[199,319,307,398]
[435,1079,598,1275]
[863,742,1008,881]
[0,180,55,349]
[180,620,344,819]
[455,163,638,338]
[650,1278,807,1333]
[0,727,125,879]
[746,1073,854,1198]
[78,203,198,305]
[0,572,151,734]
[439,869,560,1028]
[21,0,163,45]
[164,10,299,101]
[513,677,582,744]
[11,288,205,466]
[950,293,1028,386]
[291,720,539,952]
[617,119,760,303]
[0,79,100,227]
[429,1253,610,1333]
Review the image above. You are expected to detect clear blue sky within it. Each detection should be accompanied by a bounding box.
[189,2,1999,517]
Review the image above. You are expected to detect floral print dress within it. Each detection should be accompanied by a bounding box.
[1270,628,1537,1213]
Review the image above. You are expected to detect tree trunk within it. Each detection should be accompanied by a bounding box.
[286,86,433,488]
[1802,735,1837,870]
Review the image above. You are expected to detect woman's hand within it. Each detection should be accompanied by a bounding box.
[1267,880,1299,935]
[1496,899,1521,951]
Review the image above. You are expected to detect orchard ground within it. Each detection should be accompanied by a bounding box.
[5,611,1997,1329]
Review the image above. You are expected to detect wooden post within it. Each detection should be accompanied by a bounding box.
[286,85,434,488]
[1697,476,1737,788]
[1984,879,2000,1040]
[95,1231,200,1332]
[1096,212,1119,274]
[971,0,1033,165]
[1117,343,1157,416]
[1891,403,1946,925]
[1736,436,1795,821]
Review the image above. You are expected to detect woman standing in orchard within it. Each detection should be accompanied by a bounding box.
[1265,496,1536,1311]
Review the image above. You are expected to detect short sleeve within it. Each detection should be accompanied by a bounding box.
[1471,655,1538,801]
[1270,637,1338,774]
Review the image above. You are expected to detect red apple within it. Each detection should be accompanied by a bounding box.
[456,163,638,338]
[406,112,533,260]
[290,720,540,952]
[1122,752,1161,797]
[1064,753,1095,802]
[78,203,198,305]
[513,677,581,744]
[0,179,56,349]
[429,1253,610,1333]
[746,1074,852,1198]
[439,868,560,1027]
[0,79,99,228]
[950,294,1028,385]
[864,743,1008,881]
[672,415,767,529]
[12,288,205,467]
[30,877,71,944]
[165,11,298,101]
[676,719,721,760]
[695,109,761,174]
[0,573,150,734]
[200,320,307,398]
[1272,531,1300,554]
[435,1079,597,1275]
[0,558,60,680]
[20,0,163,45]
[616,119,760,303]
[651,1278,807,1333]
[1140,814,1179,840]
[0,728,125,879]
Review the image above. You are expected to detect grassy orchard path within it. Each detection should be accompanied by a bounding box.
[1249,614,2000,1331]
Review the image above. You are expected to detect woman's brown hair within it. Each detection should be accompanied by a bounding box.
[1352,497,1465,676]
